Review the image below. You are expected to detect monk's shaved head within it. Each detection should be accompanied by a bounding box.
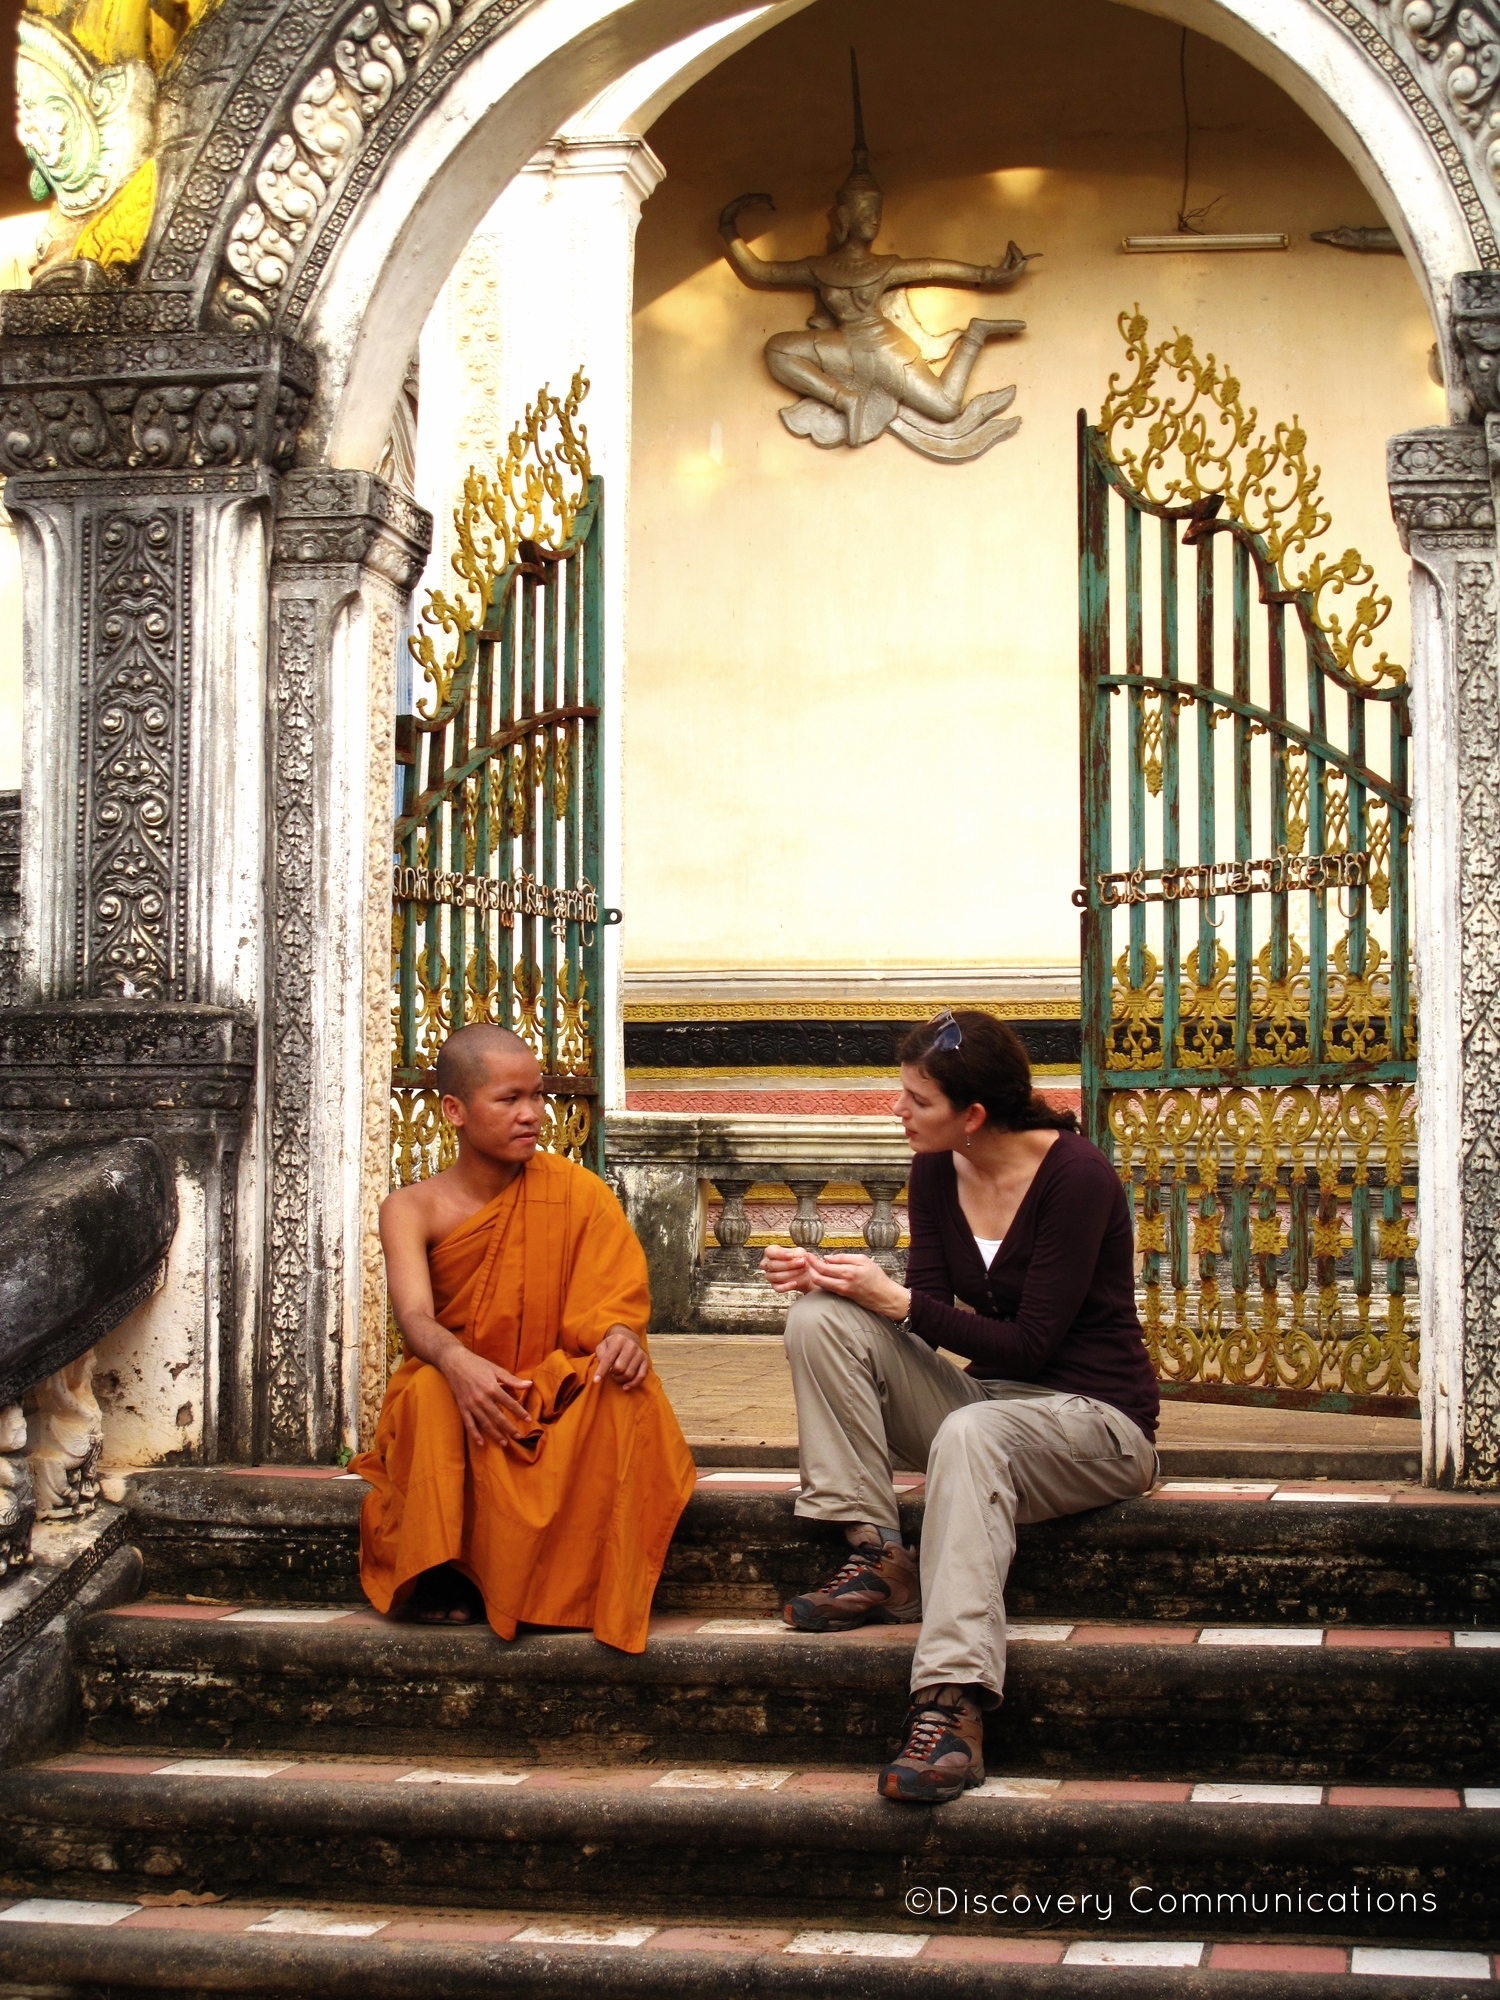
[435,1024,538,1103]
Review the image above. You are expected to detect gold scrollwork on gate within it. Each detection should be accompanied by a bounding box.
[1105,948,1162,1069]
[1098,312,1403,690]
[1106,1082,1417,1398]
[410,371,593,715]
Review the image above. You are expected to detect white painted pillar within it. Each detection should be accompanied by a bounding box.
[414,131,664,1114]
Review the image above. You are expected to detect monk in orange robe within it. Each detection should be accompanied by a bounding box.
[352,1023,695,1650]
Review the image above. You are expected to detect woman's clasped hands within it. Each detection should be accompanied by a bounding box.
[760,1243,911,1320]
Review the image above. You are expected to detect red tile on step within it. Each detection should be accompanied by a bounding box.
[1208,1944,1348,1973]
[108,1602,237,1620]
[784,1771,872,1795]
[119,1907,275,1932]
[651,1927,794,1953]
[380,1920,526,1944]
[1056,1780,1193,1803]
[1067,1625,1199,1645]
[1327,1786,1462,1809]
[224,1466,343,1479]
[524,1768,655,1791]
[922,1937,1066,1964]
[1323,1629,1451,1649]
[46,1756,173,1775]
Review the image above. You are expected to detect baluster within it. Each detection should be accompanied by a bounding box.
[711,1177,754,1274]
[786,1180,828,1253]
[861,1179,904,1276]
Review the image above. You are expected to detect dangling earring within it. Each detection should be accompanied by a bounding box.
[964,1131,972,1151]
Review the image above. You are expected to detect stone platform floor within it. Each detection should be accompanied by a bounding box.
[651,1336,1423,1480]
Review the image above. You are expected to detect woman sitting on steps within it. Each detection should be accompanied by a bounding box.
[761,1010,1159,1805]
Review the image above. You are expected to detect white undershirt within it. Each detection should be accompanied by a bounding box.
[972,1234,1003,1268]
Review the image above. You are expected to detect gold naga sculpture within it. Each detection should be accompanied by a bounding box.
[15,0,218,281]
[718,55,1038,462]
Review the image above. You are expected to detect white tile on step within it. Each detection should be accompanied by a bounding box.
[1454,1630,1500,1648]
[1464,1788,1500,1808]
[696,1472,801,1485]
[785,1930,929,1958]
[1272,1490,1391,1504]
[1159,1481,1278,1495]
[973,1777,1063,1798]
[396,1768,528,1786]
[1350,1948,1492,1979]
[1008,1624,1074,1643]
[221,1607,360,1624]
[695,1618,793,1635]
[248,1910,389,1938]
[1197,1627,1324,1646]
[1191,1782,1324,1805]
[1064,1941,1204,1967]
[512,1923,657,1947]
[155,1759,293,1780]
[0,1899,142,1927]
[652,1769,793,1791]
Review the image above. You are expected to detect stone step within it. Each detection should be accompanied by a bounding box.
[120,1469,1500,1628]
[74,1601,1500,1782]
[1,1754,1496,1946]
[0,1892,1495,1999]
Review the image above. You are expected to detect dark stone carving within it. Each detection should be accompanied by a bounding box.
[0,793,19,1010]
[274,470,432,579]
[0,330,315,476]
[0,1138,177,1410]
[1387,424,1493,541]
[78,510,192,1001]
[1456,559,1500,1486]
[0,1003,254,1133]
[1453,271,1500,416]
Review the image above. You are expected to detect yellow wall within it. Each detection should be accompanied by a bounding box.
[626,0,1444,972]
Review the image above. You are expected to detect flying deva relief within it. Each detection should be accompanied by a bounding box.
[718,54,1039,462]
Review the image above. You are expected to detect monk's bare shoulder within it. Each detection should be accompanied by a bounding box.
[380,1171,460,1249]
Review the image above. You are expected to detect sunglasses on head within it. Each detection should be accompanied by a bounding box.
[922,1008,962,1056]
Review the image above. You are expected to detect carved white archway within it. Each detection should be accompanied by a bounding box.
[307,0,1482,468]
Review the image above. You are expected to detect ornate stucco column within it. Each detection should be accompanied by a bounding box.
[1389,295,1500,1486]
[0,319,306,1463]
[415,131,664,1113]
[264,473,431,1459]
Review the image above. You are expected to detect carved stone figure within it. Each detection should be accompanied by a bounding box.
[0,1401,34,1577]
[0,1136,176,1542]
[718,57,1036,462]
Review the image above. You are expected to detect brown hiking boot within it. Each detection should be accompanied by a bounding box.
[782,1540,921,1633]
[878,1685,986,1804]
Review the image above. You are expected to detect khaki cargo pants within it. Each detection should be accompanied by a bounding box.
[784,1292,1157,1702]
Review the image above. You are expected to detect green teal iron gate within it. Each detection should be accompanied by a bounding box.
[391,373,607,1197]
[1077,315,1417,1410]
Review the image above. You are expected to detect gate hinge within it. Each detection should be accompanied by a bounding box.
[604,907,624,926]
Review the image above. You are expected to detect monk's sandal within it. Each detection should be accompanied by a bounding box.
[782,1540,921,1633]
[878,1685,986,1804]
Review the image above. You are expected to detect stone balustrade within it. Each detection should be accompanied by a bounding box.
[606,1112,911,1335]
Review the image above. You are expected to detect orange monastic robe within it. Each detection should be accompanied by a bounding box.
[352,1150,695,1653]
